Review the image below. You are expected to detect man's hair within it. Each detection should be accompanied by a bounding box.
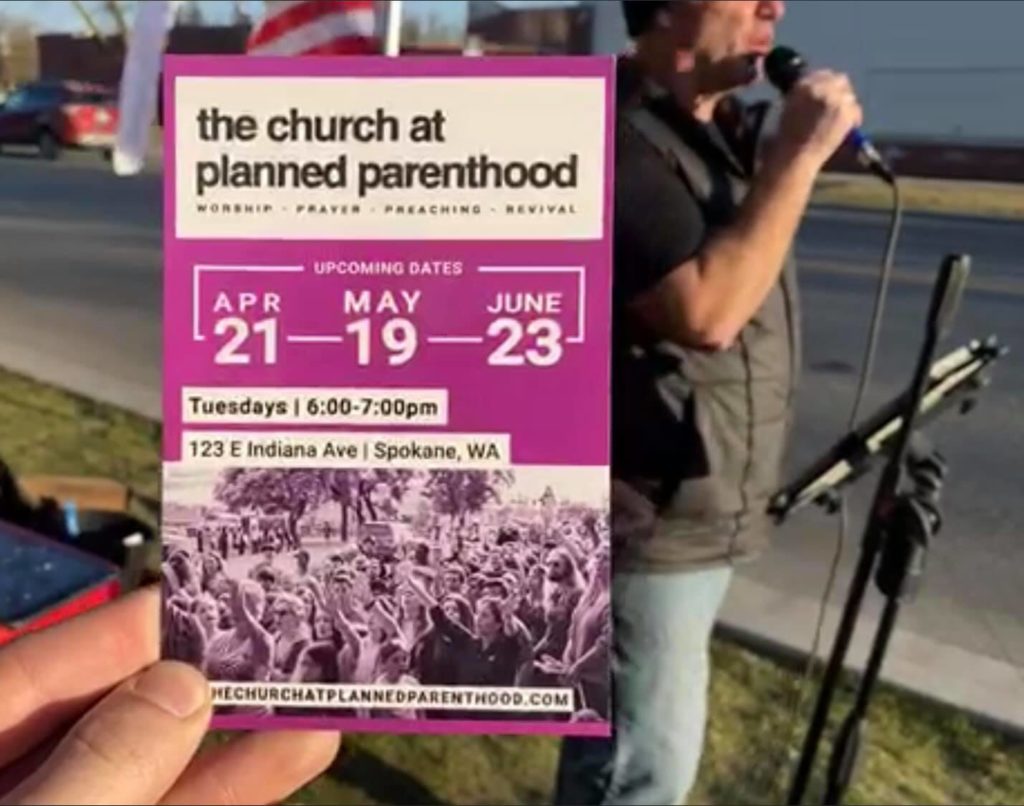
[621,0,669,38]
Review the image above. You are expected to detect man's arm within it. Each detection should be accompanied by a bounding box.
[623,71,863,351]
[630,150,818,350]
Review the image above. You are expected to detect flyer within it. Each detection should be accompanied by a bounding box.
[161,55,614,737]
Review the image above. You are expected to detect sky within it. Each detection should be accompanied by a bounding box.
[0,0,577,36]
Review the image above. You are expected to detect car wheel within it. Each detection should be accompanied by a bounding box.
[37,130,60,160]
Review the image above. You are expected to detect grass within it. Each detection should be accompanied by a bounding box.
[0,366,160,501]
[813,174,1024,220]
[3,363,1023,805]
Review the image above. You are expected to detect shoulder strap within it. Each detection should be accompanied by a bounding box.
[624,104,715,203]
[624,101,751,223]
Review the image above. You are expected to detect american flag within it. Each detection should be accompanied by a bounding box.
[247,0,382,56]
[114,0,395,176]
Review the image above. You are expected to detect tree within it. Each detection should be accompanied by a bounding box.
[400,15,422,45]
[176,0,205,27]
[231,0,250,26]
[420,10,463,45]
[103,0,129,39]
[322,469,356,543]
[369,469,416,517]
[423,470,514,527]
[68,0,104,39]
[320,469,415,542]
[0,13,37,89]
[214,469,324,547]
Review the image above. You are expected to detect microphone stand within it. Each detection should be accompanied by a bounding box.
[768,338,1001,523]
[786,254,973,805]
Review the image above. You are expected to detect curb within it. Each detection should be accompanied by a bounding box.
[717,575,1024,740]
[714,621,1024,742]
[807,202,1024,226]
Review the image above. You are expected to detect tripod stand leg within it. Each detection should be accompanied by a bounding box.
[824,491,935,804]
[822,597,901,804]
[787,525,883,805]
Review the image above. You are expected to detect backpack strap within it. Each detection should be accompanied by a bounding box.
[623,104,715,204]
[623,100,751,228]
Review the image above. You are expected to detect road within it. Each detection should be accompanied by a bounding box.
[1,151,1022,675]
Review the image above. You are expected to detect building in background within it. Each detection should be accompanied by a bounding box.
[587,0,1024,181]
[468,0,507,28]
[467,0,593,54]
[36,25,250,87]
[776,1,1024,147]
[36,33,124,86]
[772,0,1024,180]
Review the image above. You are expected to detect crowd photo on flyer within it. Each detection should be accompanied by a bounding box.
[160,467,611,722]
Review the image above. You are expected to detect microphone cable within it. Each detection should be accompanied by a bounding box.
[844,177,905,432]
[766,175,905,803]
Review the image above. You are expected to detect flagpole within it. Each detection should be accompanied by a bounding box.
[383,0,403,56]
[112,0,181,176]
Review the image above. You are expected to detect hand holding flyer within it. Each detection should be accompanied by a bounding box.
[160,55,614,737]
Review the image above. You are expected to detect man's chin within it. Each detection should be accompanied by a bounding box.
[750,53,770,83]
[711,54,764,92]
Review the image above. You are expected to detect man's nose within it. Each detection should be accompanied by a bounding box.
[759,0,785,21]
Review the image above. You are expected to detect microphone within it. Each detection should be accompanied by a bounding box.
[765,46,895,184]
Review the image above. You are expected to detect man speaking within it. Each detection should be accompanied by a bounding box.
[556,2,864,803]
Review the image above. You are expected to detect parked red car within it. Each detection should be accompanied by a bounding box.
[0,81,118,160]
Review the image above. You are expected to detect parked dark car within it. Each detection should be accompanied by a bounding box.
[0,81,118,160]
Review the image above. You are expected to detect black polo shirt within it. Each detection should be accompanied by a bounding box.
[611,62,770,498]
[613,72,763,306]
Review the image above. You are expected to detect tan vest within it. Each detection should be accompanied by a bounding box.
[612,94,802,572]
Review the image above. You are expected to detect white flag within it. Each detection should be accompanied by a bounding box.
[113,0,181,177]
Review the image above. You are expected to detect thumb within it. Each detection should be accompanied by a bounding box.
[5,662,211,806]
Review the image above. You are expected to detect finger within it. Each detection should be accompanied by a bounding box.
[5,662,211,806]
[805,68,835,83]
[0,734,59,801]
[0,587,160,769]
[159,731,340,806]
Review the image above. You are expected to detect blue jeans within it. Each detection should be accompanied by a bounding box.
[555,566,733,805]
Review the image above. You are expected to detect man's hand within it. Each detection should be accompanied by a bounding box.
[774,69,864,172]
[629,67,864,351]
[0,588,339,805]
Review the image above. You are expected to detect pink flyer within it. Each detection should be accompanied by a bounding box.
[160,55,614,737]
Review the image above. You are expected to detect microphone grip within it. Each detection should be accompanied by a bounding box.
[849,128,895,184]
[848,128,870,152]
[765,45,896,183]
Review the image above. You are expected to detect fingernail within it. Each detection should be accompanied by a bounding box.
[133,662,209,719]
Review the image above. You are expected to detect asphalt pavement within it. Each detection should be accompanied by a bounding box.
[1,150,1022,724]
